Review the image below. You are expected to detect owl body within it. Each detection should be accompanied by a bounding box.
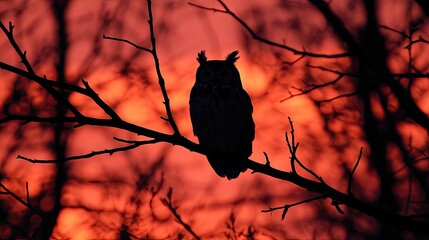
[190,51,255,179]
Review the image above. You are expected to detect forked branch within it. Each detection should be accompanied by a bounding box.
[103,0,181,135]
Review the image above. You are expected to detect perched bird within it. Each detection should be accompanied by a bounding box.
[189,50,255,179]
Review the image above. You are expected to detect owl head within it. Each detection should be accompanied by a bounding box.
[195,50,242,87]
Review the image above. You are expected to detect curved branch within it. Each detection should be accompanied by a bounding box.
[189,0,350,59]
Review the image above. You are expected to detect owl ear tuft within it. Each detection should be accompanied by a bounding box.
[226,50,239,64]
[197,50,207,64]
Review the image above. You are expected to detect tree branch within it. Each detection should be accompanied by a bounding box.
[102,35,152,52]
[161,188,201,240]
[0,21,83,118]
[146,0,180,135]
[0,181,45,220]
[262,195,325,220]
[17,139,160,163]
[348,147,363,195]
[189,0,350,59]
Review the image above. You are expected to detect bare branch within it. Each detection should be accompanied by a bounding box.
[18,138,160,163]
[103,35,152,53]
[286,117,324,183]
[161,188,201,240]
[263,151,270,167]
[0,182,45,220]
[285,117,297,174]
[348,147,363,195]
[331,199,345,214]
[404,36,429,49]
[81,79,122,120]
[0,21,83,118]
[247,159,429,233]
[379,24,409,38]
[280,74,344,102]
[261,195,325,220]
[316,91,358,104]
[189,1,350,59]
[103,1,181,135]
[188,2,227,13]
[0,21,35,74]
[308,63,429,79]
[146,0,181,135]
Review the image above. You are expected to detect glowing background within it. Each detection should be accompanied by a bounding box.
[0,0,428,239]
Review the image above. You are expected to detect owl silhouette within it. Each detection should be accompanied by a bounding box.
[189,50,255,179]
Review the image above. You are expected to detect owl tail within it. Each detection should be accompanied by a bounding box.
[207,155,248,180]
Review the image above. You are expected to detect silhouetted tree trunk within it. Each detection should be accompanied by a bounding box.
[39,0,70,238]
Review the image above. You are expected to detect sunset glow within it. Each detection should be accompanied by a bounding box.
[0,0,428,239]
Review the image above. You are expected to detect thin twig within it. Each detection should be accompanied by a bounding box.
[261,195,325,220]
[379,24,408,38]
[405,36,429,49]
[226,213,238,240]
[331,199,345,214]
[18,139,160,163]
[25,182,30,204]
[161,188,201,240]
[347,147,363,195]
[280,74,344,102]
[0,22,35,74]
[0,182,45,220]
[102,35,152,53]
[393,156,429,174]
[286,118,324,183]
[263,152,270,166]
[285,117,297,173]
[307,63,429,79]
[316,91,358,104]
